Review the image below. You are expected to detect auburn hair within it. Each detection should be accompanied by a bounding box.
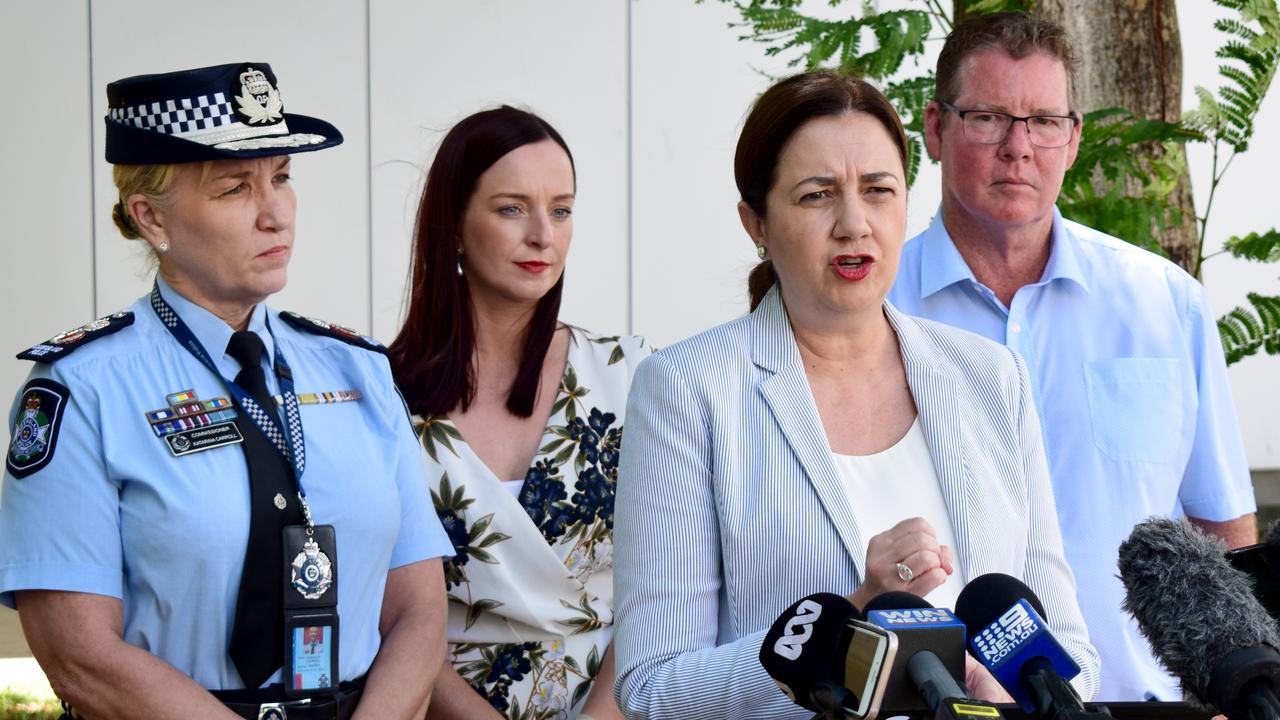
[388,106,575,419]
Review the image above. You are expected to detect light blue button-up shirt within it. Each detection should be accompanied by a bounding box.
[0,277,453,689]
[889,208,1255,702]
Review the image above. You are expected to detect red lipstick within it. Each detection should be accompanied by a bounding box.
[831,254,873,281]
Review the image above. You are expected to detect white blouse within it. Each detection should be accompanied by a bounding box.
[831,417,966,610]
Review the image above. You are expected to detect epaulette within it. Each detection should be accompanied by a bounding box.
[278,311,388,355]
[17,311,135,363]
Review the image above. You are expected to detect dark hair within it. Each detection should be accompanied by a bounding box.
[389,106,575,419]
[735,70,909,310]
[935,12,1078,108]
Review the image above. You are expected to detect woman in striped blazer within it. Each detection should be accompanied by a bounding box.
[612,71,1100,718]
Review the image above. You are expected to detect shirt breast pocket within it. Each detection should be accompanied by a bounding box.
[1083,358,1184,464]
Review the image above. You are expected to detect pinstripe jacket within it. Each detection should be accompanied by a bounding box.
[613,286,1100,719]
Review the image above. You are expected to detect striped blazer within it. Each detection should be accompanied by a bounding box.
[613,286,1100,719]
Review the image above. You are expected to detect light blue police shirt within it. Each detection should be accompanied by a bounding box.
[0,276,453,689]
[888,208,1255,701]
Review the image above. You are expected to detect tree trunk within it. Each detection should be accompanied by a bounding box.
[954,0,1201,276]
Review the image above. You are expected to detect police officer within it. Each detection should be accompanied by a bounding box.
[0,63,453,719]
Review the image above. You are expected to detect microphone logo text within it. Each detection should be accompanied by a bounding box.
[772,599,822,661]
[972,601,1039,666]
[872,608,955,624]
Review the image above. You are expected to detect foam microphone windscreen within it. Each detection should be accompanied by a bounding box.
[1118,517,1280,710]
[759,592,861,713]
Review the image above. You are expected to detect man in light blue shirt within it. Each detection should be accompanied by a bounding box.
[888,12,1256,702]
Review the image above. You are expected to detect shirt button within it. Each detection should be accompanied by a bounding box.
[274,493,288,510]
[1010,322,1022,334]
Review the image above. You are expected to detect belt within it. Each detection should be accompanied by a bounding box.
[213,677,365,720]
[59,677,364,720]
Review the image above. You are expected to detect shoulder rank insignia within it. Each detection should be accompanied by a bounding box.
[7,378,70,478]
[278,311,387,355]
[17,312,135,363]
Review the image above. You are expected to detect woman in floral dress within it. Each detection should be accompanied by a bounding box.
[389,106,650,720]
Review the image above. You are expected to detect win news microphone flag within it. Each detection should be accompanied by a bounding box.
[864,591,1005,720]
[1119,517,1280,720]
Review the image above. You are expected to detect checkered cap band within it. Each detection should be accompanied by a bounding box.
[108,91,290,147]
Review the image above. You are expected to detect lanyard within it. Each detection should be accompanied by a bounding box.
[149,283,309,493]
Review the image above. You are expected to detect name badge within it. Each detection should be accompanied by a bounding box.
[145,390,243,456]
[283,524,339,698]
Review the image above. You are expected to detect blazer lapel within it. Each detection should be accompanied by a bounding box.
[886,304,979,586]
[751,288,868,581]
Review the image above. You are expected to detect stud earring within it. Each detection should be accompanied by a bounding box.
[157,242,169,254]
[755,245,767,260]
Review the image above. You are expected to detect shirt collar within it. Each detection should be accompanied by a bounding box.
[154,275,274,376]
[918,206,1091,299]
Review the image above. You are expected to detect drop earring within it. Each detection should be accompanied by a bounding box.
[755,244,767,260]
[456,248,464,277]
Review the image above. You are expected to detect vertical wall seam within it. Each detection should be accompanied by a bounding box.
[365,0,375,335]
[625,0,635,335]
[87,0,98,318]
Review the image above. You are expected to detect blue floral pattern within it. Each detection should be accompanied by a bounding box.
[415,329,651,719]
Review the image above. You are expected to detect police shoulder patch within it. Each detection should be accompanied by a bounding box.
[7,378,70,478]
[17,311,135,363]
[278,311,387,355]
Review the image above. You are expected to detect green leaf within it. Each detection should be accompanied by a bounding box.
[464,598,504,630]
[571,680,592,710]
[477,531,511,548]
[608,344,626,365]
[1219,293,1280,364]
[587,644,601,677]
[563,655,582,674]
[1224,229,1280,262]
[554,442,575,465]
[469,513,494,540]
[467,546,498,563]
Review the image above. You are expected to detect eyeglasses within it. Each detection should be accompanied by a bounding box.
[938,101,1079,148]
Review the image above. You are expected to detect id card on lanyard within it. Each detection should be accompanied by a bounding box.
[150,284,340,696]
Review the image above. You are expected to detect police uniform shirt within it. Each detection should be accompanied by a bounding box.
[0,276,453,689]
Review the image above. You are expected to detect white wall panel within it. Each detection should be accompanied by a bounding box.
[1182,0,1280,468]
[368,0,629,342]
[89,0,370,331]
[630,0,783,347]
[630,0,942,349]
[0,3,94,447]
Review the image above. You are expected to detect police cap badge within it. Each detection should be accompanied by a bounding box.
[104,62,342,164]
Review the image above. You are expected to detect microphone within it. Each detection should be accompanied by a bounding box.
[1225,519,1280,622]
[864,591,1006,720]
[1119,517,1280,720]
[954,573,1106,720]
[760,592,897,718]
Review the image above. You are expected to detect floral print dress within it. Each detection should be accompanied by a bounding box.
[415,328,651,720]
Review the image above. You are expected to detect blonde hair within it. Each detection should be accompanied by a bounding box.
[111,162,212,239]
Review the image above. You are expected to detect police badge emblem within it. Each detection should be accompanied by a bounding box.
[291,536,334,600]
[233,65,284,126]
[7,379,69,478]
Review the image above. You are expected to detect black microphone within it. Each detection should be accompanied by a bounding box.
[863,591,1005,720]
[1226,520,1280,623]
[954,573,1108,720]
[1119,517,1280,720]
[761,592,910,718]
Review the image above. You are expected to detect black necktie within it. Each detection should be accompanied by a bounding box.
[225,330,297,688]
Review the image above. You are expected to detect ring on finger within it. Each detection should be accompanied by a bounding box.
[896,561,914,583]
